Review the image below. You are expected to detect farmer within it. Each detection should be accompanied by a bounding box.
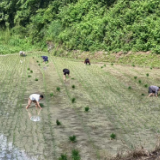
[63,68,70,81]
[41,56,48,62]
[84,58,90,65]
[148,85,160,97]
[26,94,44,109]
[19,51,26,56]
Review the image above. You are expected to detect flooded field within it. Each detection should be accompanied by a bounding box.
[0,53,160,160]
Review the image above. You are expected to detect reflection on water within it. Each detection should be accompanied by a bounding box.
[0,134,37,160]
[27,109,41,122]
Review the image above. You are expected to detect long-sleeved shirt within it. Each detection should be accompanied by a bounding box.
[150,85,159,94]
[41,56,48,62]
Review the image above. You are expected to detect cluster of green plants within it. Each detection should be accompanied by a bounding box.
[59,149,80,160]
[1,0,160,53]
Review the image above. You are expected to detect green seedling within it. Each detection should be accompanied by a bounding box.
[40,103,44,107]
[38,64,41,66]
[72,98,76,103]
[71,78,75,80]
[150,67,152,70]
[144,84,148,88]
[37,60,39,63]
[72,149,80,160]
[111,63,114,66]
[50,93,54,97]
[58,154,68,160]
[69,135,76,142]
[101,66,103,68]
[30,70,33,73]
[146,73,149,77]
[138,80,141,84]
[27,68,30,70]
[110,133,116,140]
[104,64,106,67]
[28,75,31,78]
[56,87,61,92]
[56,120,61,126]
[141,93,145,96]
[132,64,135,67]
[128,86,132,90]
[72,85,75,89]
[35,78,38,81]
[134,76,137,79]
[85,106,89,112]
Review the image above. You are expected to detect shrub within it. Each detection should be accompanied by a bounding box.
[72,85,75,89]
[28,75,31,78]
[69,135,76,142]
[56,87,60,92]
[134,76,137,79]
[110,133,116,140]
[58,154,68,160]
[72,98,76,103]
[35,78,38,81]
[85,106,89,112]
[56,120,61,126]
[50,93,54,97]
[72,149,80,160]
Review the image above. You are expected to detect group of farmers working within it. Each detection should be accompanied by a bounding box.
[25,55,160,110]
[25,56,91,109]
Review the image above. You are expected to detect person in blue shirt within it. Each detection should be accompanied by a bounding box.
[41,56,48,62]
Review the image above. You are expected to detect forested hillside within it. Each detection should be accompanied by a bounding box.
[1,0,160,53]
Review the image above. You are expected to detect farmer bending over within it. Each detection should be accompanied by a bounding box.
[84,58,90,65]
[41,56,48,62]
[63,69,70,81]
[19,51,26,56]
[26,94,44,109]
[148,85,160,97]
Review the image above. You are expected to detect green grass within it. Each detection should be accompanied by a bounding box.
[69,135,76,142]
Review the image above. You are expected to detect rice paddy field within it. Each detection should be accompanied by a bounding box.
[1,52,160,160]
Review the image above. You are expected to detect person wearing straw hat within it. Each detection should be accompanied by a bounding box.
[84,58,90,65]
[148,85,160,97]
[26,94,44,109]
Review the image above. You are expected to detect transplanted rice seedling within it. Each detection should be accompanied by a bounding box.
[30,70,33,73]
[72,149,80,160]
[35,78,38,81]
[28,75,31,78]
[40,103,44,108]
[146,73,149,77]
[111,63,114,66]
[110,133,116,140]
[134,76,137,79]
[27,68,30,70]
[144,84,148,88]
[128,86,132,90]
[71,98,76,103]
[69,135,76,142]
[71,78,75,80]
[104,64,106,67]
[38,64,41,66]
[56,87,61,92]
[85,106,89,112]
[141,93,145,96]
[37,60,39,63]
[132,64,135,67]
[150,67,152,70]
[56,120,61,126]
[58,154,68,160]
[101,66,103,68]
[50,93,54,97]
[138,80,142,84]
[72,85,75,89]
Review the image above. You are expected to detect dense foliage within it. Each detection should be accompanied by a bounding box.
[1,0,160,53]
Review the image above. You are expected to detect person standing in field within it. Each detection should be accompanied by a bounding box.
[84,58,90,65]
[148,85,160,97]
[41,56,48,62]
[63,69,70,81]
[26,94,44,109]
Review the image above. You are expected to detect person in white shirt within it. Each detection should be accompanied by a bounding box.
[26,94,44,109]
